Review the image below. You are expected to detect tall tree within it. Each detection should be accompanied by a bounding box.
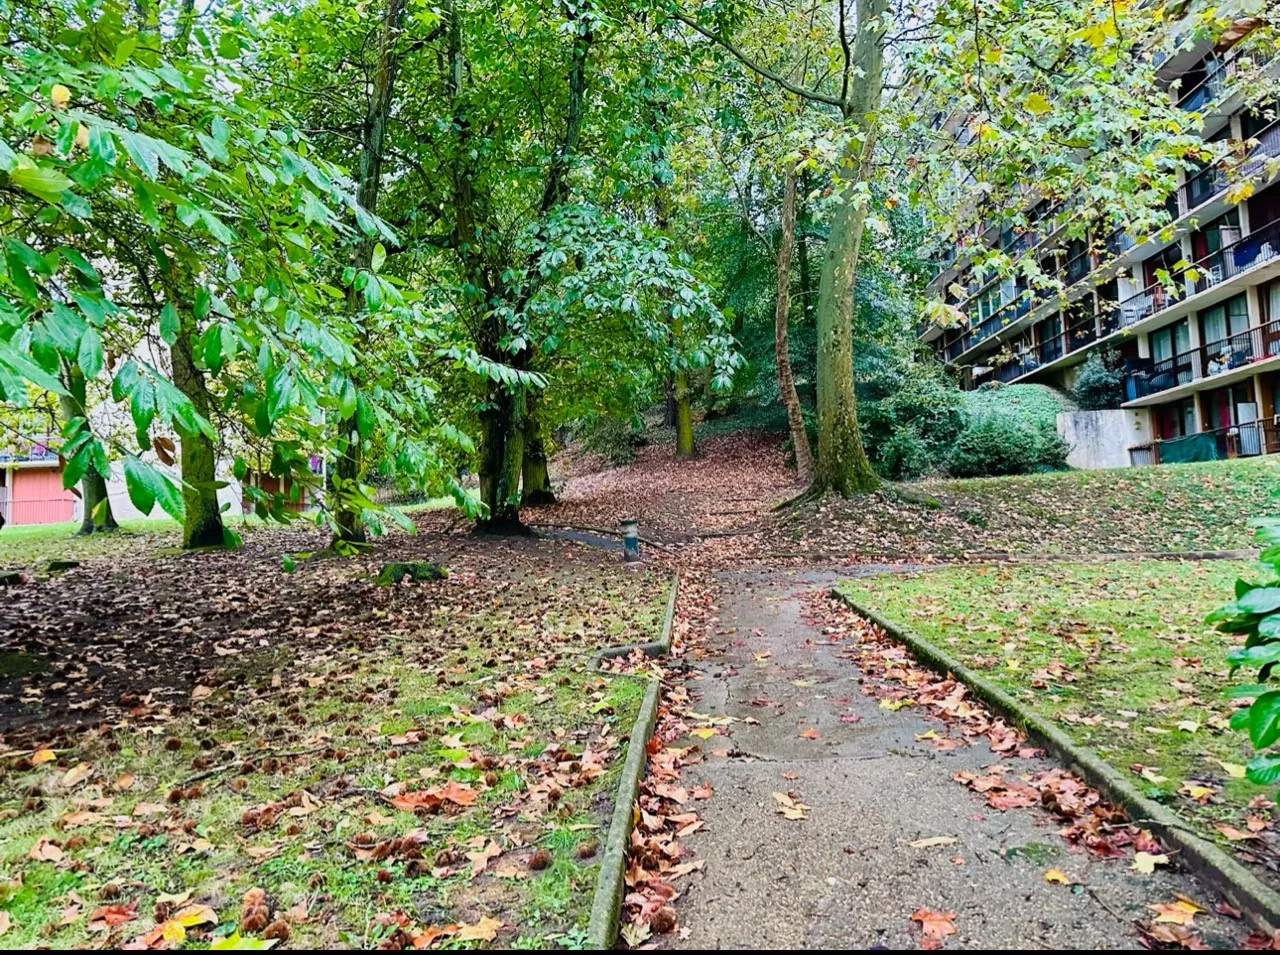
[331,0,408,546]
[674,0,888,495]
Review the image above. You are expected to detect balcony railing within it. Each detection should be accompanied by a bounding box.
[1131,417,1280,465]
[1176,58,1231,111]
[1188,218,1280,295]
[1184,163,1228,210]
[1114,218,1280,332]
[0,435,57,464]
[1123,316,1280,401]
[1114,273,1187,329]
[994,352,1040,383]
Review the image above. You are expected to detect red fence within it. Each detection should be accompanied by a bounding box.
[1,498,76,525]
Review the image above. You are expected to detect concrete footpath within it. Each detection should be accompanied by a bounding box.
[666,567,1237,949]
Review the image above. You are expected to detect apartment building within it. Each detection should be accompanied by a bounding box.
[927,27,1280,466]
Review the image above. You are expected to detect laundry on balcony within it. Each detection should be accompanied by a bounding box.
[1232,236,1277,269]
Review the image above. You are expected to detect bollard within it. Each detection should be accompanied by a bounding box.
[620,519,641,562]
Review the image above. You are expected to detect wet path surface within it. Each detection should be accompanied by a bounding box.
[666,567,1236,949]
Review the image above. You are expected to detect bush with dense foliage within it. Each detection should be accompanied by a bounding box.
[946,412,1069,478]
[1071,351,1126,411]
[1213,516,1280,796]
[859,363,966,479]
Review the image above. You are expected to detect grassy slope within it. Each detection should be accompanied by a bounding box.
[961,383,1077,426]
[777,456,1280,557]
[839,560,1275,855]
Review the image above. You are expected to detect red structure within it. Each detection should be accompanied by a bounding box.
[0,445,75,525]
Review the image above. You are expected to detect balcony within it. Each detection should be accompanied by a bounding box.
[1176,59,1230,111]
[1123,316,1280,401]
[0,436,58,466]
[1131,417,1280,465]
[1183,162,1228,210]
[1187,218,1280,295]
[1112,218,1280,334]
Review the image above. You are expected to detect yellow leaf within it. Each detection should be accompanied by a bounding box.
[1218,760,1247,779]
[689,728,718,739]
[1179,782,1214,801]
[1044,868,1070,885]
[1131,852,1169,874]
[50,84,71,108]
[161,920,186,944]
[31,749,56,766]
[174,904,217,927]
[1025,92,1051,115]
[456,915,502,942]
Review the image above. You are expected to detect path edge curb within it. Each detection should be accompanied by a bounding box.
[586,676,661,949]
[593,572,679,664]
[831,587,1280,932]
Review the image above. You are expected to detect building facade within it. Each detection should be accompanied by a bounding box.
[927,30,1280,466]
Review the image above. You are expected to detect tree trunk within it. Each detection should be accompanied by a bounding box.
[673,355,695,458]
[59,364,117,534]
[775,167,814,483]
[171,326,225,548]
[652,155,696,459]
[477,389,527,533]
[521,397,555,506]
[811,0,886,497]
[332,0,407,546]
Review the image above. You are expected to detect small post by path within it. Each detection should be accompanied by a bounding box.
[621,519,640,562]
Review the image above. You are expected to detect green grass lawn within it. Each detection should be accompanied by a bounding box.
[838,560,1280,856]
[0,496,467,571]
[0,516,184,570]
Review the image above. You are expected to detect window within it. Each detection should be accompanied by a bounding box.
[1266,280,1280,323]
[1150,319,1190,364]
[1201,294,1249,346]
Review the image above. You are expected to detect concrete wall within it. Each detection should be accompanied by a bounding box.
[1057,409,1152,470]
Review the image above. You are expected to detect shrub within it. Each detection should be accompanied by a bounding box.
[1212,518,1280,794]
[1071,351,1125,410]
[860,364,966,479]
[579,415,642,465]
[946,414,1068,478]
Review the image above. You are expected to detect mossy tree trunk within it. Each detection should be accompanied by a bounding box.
[652,150,696,459]
[521,397,555,506]
[477,386,526,532]
[810,0,885,497]
[775,165,814,483]
[170,325,225,548]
